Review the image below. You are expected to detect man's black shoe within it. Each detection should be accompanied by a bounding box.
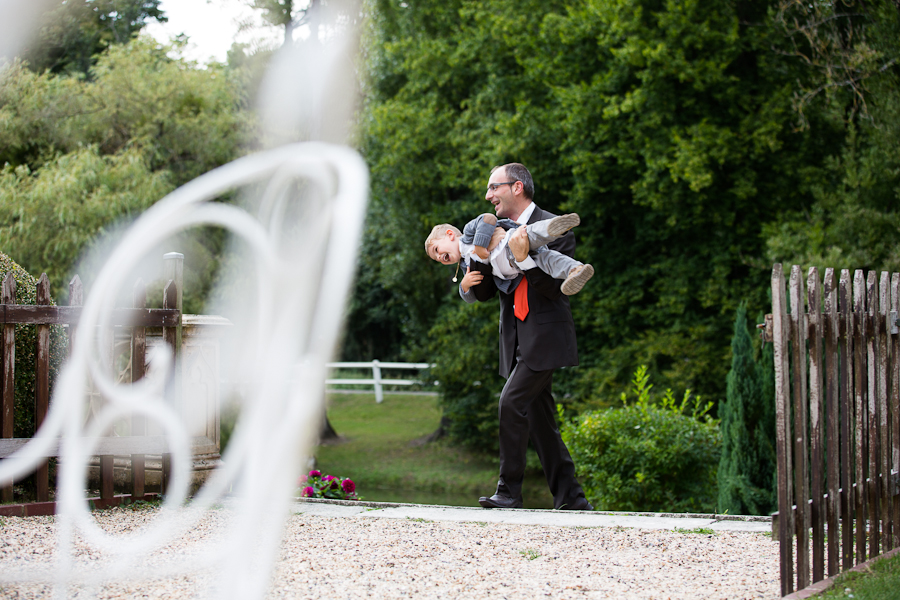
[557,498,594,511]
[479,494,523,509]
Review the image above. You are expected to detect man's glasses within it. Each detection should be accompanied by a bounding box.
[487,181,517,192]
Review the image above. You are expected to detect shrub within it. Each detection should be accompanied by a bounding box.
[717,305,777,516]
[428,300,504,452]
[0,252,68,438]
[561,366,721,513]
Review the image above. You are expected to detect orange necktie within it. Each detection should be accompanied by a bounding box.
[514,277,529,320]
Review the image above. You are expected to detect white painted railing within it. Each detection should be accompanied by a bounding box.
[325,360,436,403]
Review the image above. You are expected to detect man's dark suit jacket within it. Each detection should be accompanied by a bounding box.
[469,205,579,377]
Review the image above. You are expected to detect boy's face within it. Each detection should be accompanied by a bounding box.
[429,230,461,265]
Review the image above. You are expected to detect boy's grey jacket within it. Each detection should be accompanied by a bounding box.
[466,205,578,376]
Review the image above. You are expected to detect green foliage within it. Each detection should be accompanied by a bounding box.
[0,252,67,438]
[427,299,503,452]
[0,146,174,296]
[763,1,900,274]
[673,527,716,535]
[315,392,555,507]
[561,366,720,513]
[0,38,254,308]
[19,0,167,77]
[819,550,900,600]
[717,304,777,516]
[1,39,253,184]
[354,0,840,424]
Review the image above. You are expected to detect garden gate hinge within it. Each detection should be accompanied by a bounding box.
[758,314,773,343]
[891,310,899,335]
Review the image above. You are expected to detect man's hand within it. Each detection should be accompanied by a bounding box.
[509,226,530,262]
[487,226,506,253]
[460,265,483,293]
[473,246,490,260]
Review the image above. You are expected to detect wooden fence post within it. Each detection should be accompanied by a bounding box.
[892,273,900,548]
[160,279,178,496]
[823,268,840,575]
[839,270,853,569]
[68,276,82,357]
[131,279,147,500]
[866,272,880,556]
[790,265,810,590]
[773,264,795,596]
[162,253,183,498]
[808,267,825,582]
[853,270,868,564]
[1,274,16,503]
[878,272,891,551]
[98,285,114,503]
[35,274,51,502]
[163,253,183,361]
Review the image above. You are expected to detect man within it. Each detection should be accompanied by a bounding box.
[461,163,592,511]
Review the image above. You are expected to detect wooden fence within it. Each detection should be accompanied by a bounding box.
[0,265,182,515]
[770,264,900,596]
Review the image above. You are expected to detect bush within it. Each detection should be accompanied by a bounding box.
[561,366,721,513]
[428,300,504,453]
[0,252,67,438]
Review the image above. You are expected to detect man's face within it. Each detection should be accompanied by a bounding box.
[429,231,461,265]
[485,167,519,220]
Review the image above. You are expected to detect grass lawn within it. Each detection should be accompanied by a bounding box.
[313,391,555,509]
[818,551,900,600]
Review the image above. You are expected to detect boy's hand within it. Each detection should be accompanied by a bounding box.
[487,227,505,252]
[509,226,530,262]
[460,265,483,293]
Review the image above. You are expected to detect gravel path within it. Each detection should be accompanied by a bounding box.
[0,505,780,599]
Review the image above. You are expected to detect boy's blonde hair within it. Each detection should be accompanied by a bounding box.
[424,223,462,256]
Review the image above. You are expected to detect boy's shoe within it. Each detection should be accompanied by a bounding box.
[561,264,594,296]
[546,213,581,237]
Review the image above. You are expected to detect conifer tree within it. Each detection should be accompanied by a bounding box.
[717,304,777,515]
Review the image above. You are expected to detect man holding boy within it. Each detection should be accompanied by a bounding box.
[466,163,592,511]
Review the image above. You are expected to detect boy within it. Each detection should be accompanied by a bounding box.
[424,212,594,296]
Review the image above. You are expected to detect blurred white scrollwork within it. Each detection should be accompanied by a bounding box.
[0,1,368,598]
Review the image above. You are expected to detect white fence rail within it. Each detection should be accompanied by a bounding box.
[325,360,436,403]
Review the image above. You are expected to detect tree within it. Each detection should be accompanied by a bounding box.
[248,0,319,46]
[354,0,835,451]
[717,304,776,516]
[19,0,167,76]
[763,1,900,274]
[1,38,253,183]
[771,0,900,129]
[0,38,255,306]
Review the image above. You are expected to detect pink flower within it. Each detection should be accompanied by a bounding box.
[322,475,336,482]
[341,479,356,494]
[308,470,322,478]
[297,475,307,486]
[302,486,315,498]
